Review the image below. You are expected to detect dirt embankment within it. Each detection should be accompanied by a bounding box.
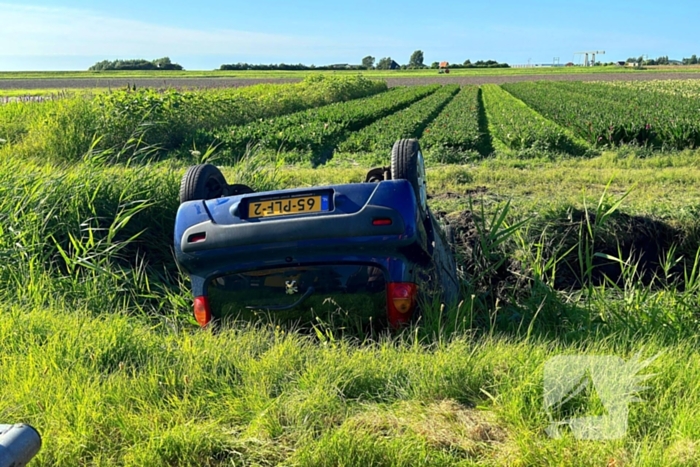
[3,72,700,90]
[434,190,686,293]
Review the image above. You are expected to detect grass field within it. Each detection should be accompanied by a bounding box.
[0,88,109,97]
[2,78,700,466]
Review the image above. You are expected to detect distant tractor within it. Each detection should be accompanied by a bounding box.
[438,61,450,74]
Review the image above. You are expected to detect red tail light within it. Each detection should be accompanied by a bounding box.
[193,296,212,327]
[387,282,417,329]
[187,232,206,243]
[372,218,393,226]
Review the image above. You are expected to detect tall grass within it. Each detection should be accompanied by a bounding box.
[0,75,387,164]
[1,134,700,464]
[1,305,698,466]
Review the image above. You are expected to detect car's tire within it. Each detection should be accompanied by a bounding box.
[391,139,428,215]
[179,164,228,204]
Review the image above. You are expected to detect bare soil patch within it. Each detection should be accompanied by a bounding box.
[3,72,700,90]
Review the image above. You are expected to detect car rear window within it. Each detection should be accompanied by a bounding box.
[207,264,386,323]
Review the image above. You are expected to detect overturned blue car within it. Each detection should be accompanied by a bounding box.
[174,139,460,329]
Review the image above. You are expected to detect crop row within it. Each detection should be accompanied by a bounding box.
[599,79,700,99]
[502,81,700,149]
[337,85,460,153]
[481,84,587,155]
[553,81,700,150]
[420,86,485,154]
[213,85,440,159]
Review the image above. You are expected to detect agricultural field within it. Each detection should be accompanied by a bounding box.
[480,84,588,156]
[4,67,700,94]
[3,66,700,82]
[211,84,440,164]
[502,81,700,149]
[2,77,700,466]
[601,78,700,97]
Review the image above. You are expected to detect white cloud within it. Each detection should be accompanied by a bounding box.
[0,3,323,57]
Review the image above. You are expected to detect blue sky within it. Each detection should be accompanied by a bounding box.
[1,0,698,70]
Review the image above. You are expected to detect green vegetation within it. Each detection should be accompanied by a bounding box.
[432,59,510,69]
[337,84,459,153]
[503,81,700,149]
[0,89,105,98]
[481,84,588,156]
[420,85,487,159]
[7,305,700,466]
[3,79,700,465]
[3,149,700,465]
[212,85,438,163]
[601,78,700,98]
[0,75,386,162]
[89,57,183,71]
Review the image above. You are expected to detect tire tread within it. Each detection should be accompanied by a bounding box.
[179,164,227,203]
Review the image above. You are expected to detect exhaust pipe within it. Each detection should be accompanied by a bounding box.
[0,424,42,467]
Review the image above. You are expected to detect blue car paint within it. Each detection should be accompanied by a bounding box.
[202,183,377,225]
[174,180,429,299]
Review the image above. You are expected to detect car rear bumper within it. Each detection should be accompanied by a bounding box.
[179,204,408,254]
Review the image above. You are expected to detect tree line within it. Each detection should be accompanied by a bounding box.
[221,51,508,71]
[625,55,700,66]
[358,51,508,70]
[87,51,510,72]
[89,57,183,71]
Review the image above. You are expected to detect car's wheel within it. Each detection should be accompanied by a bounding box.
[179,164,228,204]
[391,139,428,215]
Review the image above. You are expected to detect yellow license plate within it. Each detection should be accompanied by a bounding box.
[249,195,323,218]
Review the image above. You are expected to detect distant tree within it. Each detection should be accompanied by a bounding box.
[152,57,183,70]
[88,57,183,71]
[376,57,393,70]
[89,60,112,71]
[430,61,439,69]
[362,56,376,69]
[463,59,472,66]
[409,50,425,68]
